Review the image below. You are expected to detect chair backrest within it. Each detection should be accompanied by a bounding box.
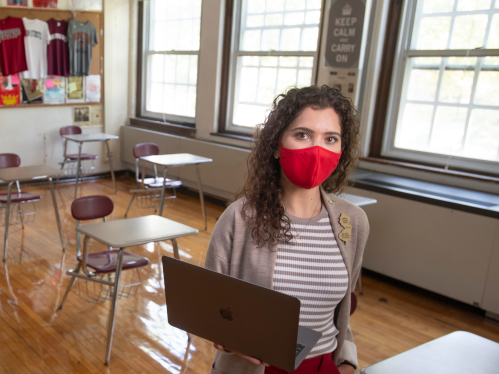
[0,153,21,169]
[71,195,114,221]
[350,291,357,315]
[133,143,160,158]
[60,126,82,136]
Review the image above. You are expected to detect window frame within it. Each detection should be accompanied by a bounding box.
[136,0,202,128]
[220,0,323,135]
[381,0,499,175]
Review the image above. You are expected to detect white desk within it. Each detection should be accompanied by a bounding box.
[62,133,119,198]
[361,331,499,374]
[0,165,66,261]
[341,193,377,207]
[139,153,213,230]
[62,215,198,365]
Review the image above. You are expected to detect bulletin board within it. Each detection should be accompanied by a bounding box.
[0,8,103,108]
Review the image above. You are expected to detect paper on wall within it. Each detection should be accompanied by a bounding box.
[85,75,101,102]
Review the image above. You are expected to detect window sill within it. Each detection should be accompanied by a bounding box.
[130,117,196,138]
[210,132,255,142]
[351,168,499,219]
[360,157,499,184]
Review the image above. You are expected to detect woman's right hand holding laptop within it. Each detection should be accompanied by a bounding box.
[214,343,270,367]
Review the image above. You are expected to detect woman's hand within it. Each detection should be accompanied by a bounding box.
[337,363,355,374]
[214,343,270,367]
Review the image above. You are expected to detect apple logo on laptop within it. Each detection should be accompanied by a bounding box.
[220,307,233,321]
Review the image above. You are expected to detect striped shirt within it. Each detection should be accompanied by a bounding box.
[273,205,348,358]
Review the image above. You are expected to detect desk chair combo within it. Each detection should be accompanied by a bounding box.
[124,143,182,217]
[57,126,98,182]
[0,153,40,228]
[0,153,42,261]
[59,195,150,306]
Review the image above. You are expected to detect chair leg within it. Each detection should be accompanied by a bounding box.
[17,203,25,230]
[125,193,136,217]
[59,263,81,309]
[56,161,65,183]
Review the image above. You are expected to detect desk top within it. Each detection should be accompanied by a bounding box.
[62,133,119,142]
[140,153,213,167]
[340,193,377,207]
[361,331,499,374]
[0,165,65,182]
[76,215,199,248]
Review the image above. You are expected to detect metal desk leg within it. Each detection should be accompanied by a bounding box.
[158,167,168,217]
[74,142,83,199]
[105,140,117,195]
[2,182,13,262]
[48,177,65,252]
[171,239,180,260]
[195,164,207,230]
[105,247,125,365]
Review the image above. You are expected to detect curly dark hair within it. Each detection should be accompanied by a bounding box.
[236,85,361,247]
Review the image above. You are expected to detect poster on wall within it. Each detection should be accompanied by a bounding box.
[33,0,58,8]
[6,0,28,6]
[0,74,21,106]
[44,76,65,104]
[73,106,90,126]
[21,79,43,103]
[85,75,101,102]
[325,0,366,68]
[67,76,84,103]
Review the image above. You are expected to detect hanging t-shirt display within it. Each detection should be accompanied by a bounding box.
[47,19,69,76]
[21,18,50,79]
[0,17,28,76]
[67,18,98,76]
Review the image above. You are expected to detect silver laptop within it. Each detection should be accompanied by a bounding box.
[162,256,322,371]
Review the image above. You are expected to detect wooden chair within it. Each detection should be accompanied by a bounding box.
[124,143,182,217]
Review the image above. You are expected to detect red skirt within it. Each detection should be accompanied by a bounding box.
[264,353,341,374]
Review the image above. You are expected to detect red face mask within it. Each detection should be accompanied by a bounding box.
[278,142,342,189]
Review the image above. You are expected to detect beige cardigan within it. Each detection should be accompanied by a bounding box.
[204,188,369,374]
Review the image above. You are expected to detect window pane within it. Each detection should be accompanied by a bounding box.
[463,109,499,161]
[429,106,467,154]
[474,71,499,106]
[413,16,451,50]
[450,14,488,49]
[456,0,491,11]
[406,58,441,102]
[145,54,198,118]
[233,55,314,127]
[487,14,499,48]
[149,0,201,51]
[439,69,474,104]
[422,0,455,14]
[240,0,321,51]
[394,103,434,151]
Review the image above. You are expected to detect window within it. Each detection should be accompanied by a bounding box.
[224,0,323,133]
[139,0,202,125]
[383,0,499,173]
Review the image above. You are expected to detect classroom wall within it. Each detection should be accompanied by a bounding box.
[0,0,128,173]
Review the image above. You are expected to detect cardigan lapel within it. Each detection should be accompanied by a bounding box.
[320,188,353,278]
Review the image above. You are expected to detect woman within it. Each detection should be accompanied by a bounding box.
[205,85,369,374]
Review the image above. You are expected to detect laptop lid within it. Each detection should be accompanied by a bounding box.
[162,256,320,371]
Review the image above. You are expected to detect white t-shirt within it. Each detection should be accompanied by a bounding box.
[21,18,50,79]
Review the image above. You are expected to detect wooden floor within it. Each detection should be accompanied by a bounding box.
[0,176,498,374]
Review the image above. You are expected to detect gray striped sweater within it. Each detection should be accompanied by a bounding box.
[274,206,347,358]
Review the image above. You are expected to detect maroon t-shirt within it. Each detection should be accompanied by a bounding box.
[0,17,28,76]
[47,19,69,76]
